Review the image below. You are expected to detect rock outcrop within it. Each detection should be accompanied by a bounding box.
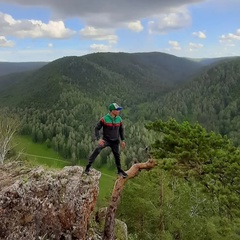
[0,161,101,240]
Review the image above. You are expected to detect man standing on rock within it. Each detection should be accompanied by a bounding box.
[84,103,128,178]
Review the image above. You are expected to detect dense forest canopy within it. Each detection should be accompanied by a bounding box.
[118,119,240,239]
[150,57,240,144]
[0,53,240,168]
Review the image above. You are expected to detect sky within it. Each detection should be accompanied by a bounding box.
[0,0,240,62]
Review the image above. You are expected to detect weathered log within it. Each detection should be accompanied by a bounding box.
[103,158,157,240]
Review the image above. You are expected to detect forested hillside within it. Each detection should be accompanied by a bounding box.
[1,52,240,239]
[119,119,240,239]
[0,52,206,167]
[84,52,205,85]
[149,57,240,144]
[0,52,206,107]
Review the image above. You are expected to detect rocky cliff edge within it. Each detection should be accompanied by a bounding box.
[0,161,101,240]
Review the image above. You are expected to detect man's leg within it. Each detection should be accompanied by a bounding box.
[111,142,128,178]
[85,142,107,173]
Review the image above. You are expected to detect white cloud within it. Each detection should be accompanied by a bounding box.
[0,36,15,47]
[0,12,76,39]
[0,0,204,28]
[188,42,204,51]
[148,8,191,34]
[220,29,240,42]
[48,43,53,47]
[192,31,206,39]
[168,40,181,50]
[224,43,235,47]
[80,26,118,44]
[1,0,238,61]
[90,44,112,52]
[127,21,144,32]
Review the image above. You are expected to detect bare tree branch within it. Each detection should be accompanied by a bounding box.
[103,158,157,240]
[0,115,19,164]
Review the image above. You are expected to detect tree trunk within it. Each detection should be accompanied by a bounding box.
[103,158,157,240]
[159,171,165,235]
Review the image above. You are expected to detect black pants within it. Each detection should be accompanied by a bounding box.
[86,140,121,171]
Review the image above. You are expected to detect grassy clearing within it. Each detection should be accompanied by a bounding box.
[14,135,116,206]
[15,135,67,162]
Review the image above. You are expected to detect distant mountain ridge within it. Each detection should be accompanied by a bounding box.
[0,52,212,108]
[84,52,205,84]
[0,52,239,131]
[0,53,235,78]
[0,62,48,77]
[0,52,238,109]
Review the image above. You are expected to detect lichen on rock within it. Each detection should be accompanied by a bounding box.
[0,161,101,240]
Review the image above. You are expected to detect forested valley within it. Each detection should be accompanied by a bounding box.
[0,52,240,239]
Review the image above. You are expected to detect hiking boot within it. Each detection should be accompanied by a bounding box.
[117,169,128,178]
[84,168,90,175]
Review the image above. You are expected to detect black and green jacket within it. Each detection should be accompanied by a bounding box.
[95,113,125,142]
